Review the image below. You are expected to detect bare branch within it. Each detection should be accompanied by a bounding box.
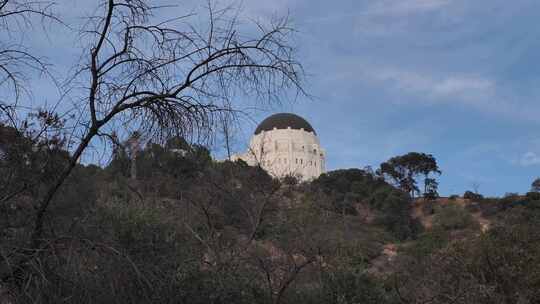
[29,0,306,253]
[0,0,61,122]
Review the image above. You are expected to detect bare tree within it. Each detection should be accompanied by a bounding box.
[29,0,304,250]
[217,109,236,160]
[0,0,60,124]
[254,251,316,304]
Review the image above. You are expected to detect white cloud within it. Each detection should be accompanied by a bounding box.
[366,66,540,122]
[210,0,300,20]
[367,0,452,16]
[520,151,540,167]
[432,77,494,96]
[353,0,458,37]
[367,67,494,100]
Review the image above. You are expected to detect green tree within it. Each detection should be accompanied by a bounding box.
[531,177,540,192]
[377,152,441,198]
[165,136,190,151]
[424,178,439,200]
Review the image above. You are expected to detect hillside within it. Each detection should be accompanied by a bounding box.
[2,139,540,303]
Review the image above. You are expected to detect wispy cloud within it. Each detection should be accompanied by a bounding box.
[367,0,452,16]
[519,151,540,167]
[353,0,455,36]
[432,77,494,96]
[367,67,495,101]
[356,64,540,121]
[213,0,300,20]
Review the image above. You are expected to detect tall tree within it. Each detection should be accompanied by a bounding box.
[531,177,540,192]
[377,152,441,198]
[424,178,439,200]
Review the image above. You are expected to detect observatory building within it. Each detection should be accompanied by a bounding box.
[232,113,326,180]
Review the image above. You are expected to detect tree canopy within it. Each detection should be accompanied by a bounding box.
[377,152,441,198]
[531,177,540,192]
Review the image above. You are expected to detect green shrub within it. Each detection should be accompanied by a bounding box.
[504,192,520,199]
[318,269,393,304]
[312,169,420,240]
[421,200,435,215]
[463,191,483,201]
[464,201,481,213]
[526,191,540,201]
[433,203,478,231]
[404,227,450,259]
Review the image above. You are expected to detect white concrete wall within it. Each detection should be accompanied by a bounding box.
[232,127,326,181]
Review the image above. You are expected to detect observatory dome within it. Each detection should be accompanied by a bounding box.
[232,113,325,181]
[254,113,316,135]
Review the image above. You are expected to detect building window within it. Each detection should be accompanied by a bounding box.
[295,158,298,164]
[300,159,303,164]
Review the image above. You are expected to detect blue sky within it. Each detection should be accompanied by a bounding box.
[12,0,540,196]
[233,0,540,197]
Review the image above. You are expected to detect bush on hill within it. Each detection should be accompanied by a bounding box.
[394,205,540,304]
[311,169,421,241]
[432,203,479,231]
[463,190,483,201]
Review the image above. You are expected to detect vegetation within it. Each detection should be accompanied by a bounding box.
[395,204,540,304]
[531,177,540,192]
[3,126,540,303]
[464,190,484,201]
[432,203,478,231]
[377,152,441,198]
[0,133,400,303]
[311,169,421,240]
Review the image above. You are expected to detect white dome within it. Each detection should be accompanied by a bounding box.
[233,113,326,181]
